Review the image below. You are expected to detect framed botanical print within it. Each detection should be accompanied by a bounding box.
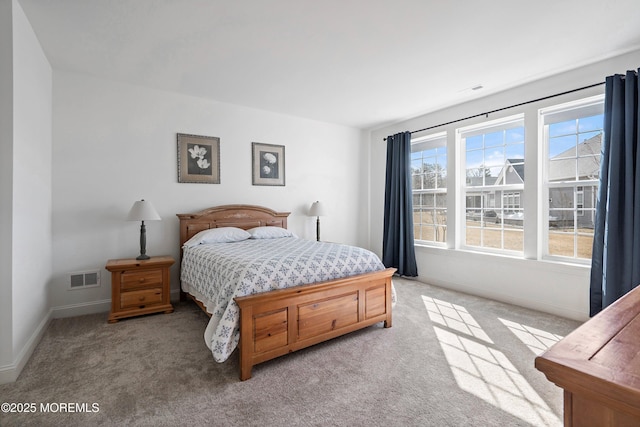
[252,142,285,186]
[177,133,220,184]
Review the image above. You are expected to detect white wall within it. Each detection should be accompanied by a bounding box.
[13,2,52,357]
[369,49,640,321]
[0,0,15,374]
[12,0,53,355]
[51,71,367,314]
[0,0,53,384]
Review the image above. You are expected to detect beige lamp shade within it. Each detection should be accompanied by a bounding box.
[127,199,161,221]
[308,201,326,217]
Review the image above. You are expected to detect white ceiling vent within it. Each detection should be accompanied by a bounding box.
[69,270,101,290]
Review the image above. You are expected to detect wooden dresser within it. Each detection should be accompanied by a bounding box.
[535,285,640,426]
[105,256,174,323]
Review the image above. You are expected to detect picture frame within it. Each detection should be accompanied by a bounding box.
[252,142,285,186]
[177,133,220,184]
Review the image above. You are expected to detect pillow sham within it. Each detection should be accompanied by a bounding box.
[183,227,251,247]
[247,226,295,239]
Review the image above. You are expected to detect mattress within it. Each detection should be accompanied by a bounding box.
[180,236,393,362]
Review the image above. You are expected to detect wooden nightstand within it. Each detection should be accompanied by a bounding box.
[105,255,175,323]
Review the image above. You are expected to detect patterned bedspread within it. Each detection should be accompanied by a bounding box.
[180,237,389,362]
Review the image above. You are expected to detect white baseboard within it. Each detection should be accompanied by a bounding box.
[51,299,110,319]
[0,299,111,384]
[425,277,588,322]
[0,309,52,385]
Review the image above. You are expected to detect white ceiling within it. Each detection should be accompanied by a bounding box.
[17,0,640,130]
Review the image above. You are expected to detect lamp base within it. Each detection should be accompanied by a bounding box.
[137,221,150,260]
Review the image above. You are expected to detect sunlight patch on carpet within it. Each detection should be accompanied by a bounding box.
[422,296,493,343]
[423,295,561,426]
[498,318,564,355]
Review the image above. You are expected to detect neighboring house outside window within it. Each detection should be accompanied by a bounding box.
[411,133,447,244]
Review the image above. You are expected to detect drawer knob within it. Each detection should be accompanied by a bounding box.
[139,278,145,283]
[138,296,145,302]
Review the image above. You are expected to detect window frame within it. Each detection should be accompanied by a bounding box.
[540,94,604,264]
[458,114,525,255]
[411,132,448,246]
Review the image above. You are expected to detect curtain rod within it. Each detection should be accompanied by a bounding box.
[383,81,605,141]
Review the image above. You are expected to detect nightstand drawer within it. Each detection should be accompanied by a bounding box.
[120,288,163,309]
[121,270,163,290]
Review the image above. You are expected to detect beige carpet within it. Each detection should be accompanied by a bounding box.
[0,278,580,426]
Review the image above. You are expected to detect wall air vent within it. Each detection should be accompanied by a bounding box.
[69,270,101,290]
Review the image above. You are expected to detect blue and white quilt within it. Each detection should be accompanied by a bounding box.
[180,237,392,362]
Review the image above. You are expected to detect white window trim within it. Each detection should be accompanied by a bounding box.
[412,131,447,150]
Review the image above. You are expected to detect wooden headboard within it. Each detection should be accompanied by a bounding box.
[176,204,290,247]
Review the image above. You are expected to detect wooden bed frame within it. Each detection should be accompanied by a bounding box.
[176,204,396,380]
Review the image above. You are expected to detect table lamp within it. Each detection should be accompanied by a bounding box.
[127,199,161,260]
[308,201,326,242]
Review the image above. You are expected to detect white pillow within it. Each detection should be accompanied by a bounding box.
[183,227,251,247]
[247,226,295,239]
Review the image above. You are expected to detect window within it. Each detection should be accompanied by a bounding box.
[460,116,525,253]
[541,96,603,260]
[503,192,521,213]
[411,133,447,244]
[576,186,584,216]
[406,92,604,266]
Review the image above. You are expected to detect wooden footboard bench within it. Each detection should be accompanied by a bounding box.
[235,267,395,380]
